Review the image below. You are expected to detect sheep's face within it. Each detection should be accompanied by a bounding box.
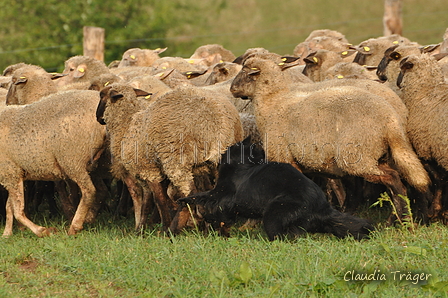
[96,84,152,125]
[230,65,260,99]
[376,45,400,81]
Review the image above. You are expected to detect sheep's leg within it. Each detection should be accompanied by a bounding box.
[67,175,96,235]
[5,180,49,237]
[147,180,175,229]
[327,178,346,209]
[168,179,198,234]
[137,186,154,232]
[3,199,14,237]
[122,175,144,230]
[365,164,409,225]
[85,177,109,224]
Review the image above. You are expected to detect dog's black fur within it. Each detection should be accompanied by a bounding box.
[178,137,374,241]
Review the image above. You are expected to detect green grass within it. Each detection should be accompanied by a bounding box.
[1,212,448,297]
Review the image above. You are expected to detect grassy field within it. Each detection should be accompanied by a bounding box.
[1,209,448,298]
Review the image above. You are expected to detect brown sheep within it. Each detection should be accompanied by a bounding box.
[96,83,243,231]
[397,53,448,221]
[230,56,430,222]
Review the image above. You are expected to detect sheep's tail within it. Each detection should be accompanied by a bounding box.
[325,210,374,240]
[387,126,431,192]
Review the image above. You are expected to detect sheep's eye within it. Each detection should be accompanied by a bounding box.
[70,68,75,72]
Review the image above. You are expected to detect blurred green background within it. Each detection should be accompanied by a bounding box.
[0,0,446,72]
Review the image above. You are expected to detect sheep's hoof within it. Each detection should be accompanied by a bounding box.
[36,227,54,237]
[67,226,82,236]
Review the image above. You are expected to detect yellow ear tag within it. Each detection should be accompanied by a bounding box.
[278,62,285,66]
[313,57,318,63]
[363,47,370,52]
[162,67,167,70]
[78,67,85,73]
[104,81,110,86]
[393,41,399,44]
[19,76,27,79]
[130,55,136,60]
[341,51,348,55]
[186,72,193,75]
[281,57,287,61]
[251,68,258,70]
[188,60,195,64]
[145,95,151,99]
[156,72,164,77]
[155,48,161,51]
[220,60,224,63]
[337,75,344,79]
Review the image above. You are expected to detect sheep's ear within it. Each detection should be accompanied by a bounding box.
[278,57,301,71]
[421,43,440,54]
[13,76,27,85]
[74,64,87,79]
[280,56,300,63]
[338,49,356,59]
[248,67,261,76]
[110,90,124,103]
[399,57,413,71]
[50,72,67,80]
[432,52,448,62]
[133,88,152,99]
[154,47,168,54]
[155,68,175,80]
[182,69,207,79]
[303,54,319,65]
[233,55,244,65]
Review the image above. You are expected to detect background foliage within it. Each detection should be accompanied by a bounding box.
[0,0,447,71]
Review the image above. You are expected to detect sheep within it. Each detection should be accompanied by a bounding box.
[293,31,351,65]
[56,55,111,88]
[302,49,378,82]
[117,47,168,67]
[96,83,244,230]
[0,89,107,237]
[352,34,415,67]
[230,55,431,222]
[189,44,236,66]
[397,53,448,220]
[179,137,373,241]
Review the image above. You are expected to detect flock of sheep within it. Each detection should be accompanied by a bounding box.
[1,28,448,238]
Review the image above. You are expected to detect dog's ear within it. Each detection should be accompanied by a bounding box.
[242,136,252,146]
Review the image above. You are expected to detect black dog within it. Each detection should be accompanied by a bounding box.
[178,137,374,241]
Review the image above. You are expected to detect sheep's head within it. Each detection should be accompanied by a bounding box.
[96,84,151,125]
[377,45,421,82]
[397,54,443,89]
[118,47,167,67]
[6,65,59,105]
[58,55,109,87]
[205,62,242,85]
[231,55,299,99]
